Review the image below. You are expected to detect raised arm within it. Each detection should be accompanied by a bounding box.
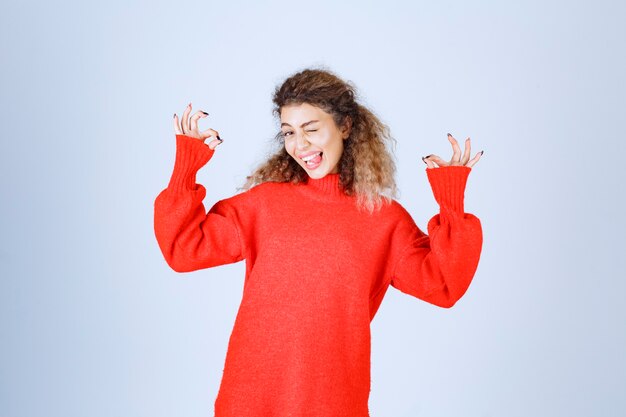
[154,128,246,272]
[154,105,249,272]
[389,166,483,308]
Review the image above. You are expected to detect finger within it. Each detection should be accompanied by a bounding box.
[426,154,449,167]
[465,150,483,168]
[447,133,462,163]
[461,137,471,165]
[173,113,182,135]
[423,157,436,169]
[182,102,192,134]
[189,110,207,133]
[207,138,223,150]
[200,127,221,141]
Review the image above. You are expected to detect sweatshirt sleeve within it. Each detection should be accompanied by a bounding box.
[153,134,246,273]
[388,165,483,308]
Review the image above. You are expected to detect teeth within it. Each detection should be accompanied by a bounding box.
[302,152,322,162]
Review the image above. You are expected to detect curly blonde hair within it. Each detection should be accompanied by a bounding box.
[237,66,399,214]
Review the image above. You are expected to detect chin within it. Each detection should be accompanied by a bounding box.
[308,169,332,179]
[306,171,326,179]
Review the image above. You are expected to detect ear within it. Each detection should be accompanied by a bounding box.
[341,116,353,140]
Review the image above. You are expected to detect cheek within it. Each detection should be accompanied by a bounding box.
[284,141,296,158]
[318,133,337,149]
[325,137,344,155]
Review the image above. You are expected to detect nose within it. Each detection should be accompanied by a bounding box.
[295,133,310,149]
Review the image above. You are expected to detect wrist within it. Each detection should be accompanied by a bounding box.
[167,135,215,191]
[426,165,470,212]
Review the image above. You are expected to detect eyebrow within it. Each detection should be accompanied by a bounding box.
[280,120,319,128]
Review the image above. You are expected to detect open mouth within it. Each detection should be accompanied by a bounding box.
[301,152,323,167]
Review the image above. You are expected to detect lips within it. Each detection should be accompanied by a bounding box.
[298,150,323,159]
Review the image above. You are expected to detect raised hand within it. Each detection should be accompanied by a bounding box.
[173,102,223,150]
[422,133,483,169]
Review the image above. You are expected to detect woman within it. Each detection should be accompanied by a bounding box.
[154,67,484,417]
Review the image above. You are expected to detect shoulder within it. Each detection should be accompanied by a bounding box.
[248,179,302,196]
[356,197,419,235]
[214,180,288,210]
[373,198,424,243]
[379,198,416,224]
[244,180,292,199]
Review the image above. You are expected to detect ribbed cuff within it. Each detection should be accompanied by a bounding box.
[167,135,215,191]
[426,165,471,213]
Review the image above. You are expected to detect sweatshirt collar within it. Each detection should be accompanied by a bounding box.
[304,173,345,198]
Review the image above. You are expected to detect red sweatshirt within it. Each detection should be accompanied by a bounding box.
[154,134,483,417]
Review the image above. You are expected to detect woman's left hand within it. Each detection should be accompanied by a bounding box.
[422,133,483,169]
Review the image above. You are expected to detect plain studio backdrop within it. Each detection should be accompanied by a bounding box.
[1,1,624,416]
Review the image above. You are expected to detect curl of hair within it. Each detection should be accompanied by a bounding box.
[237,66,398,214]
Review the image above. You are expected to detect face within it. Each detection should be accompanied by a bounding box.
[280,102,351,178]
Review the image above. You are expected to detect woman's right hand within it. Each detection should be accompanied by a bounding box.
[173,102,223,150]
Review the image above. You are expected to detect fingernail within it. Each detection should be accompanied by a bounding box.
[425,154,433,158]
[480,150,484,155]
[447,133,452,137]
[202,111,208,115]
[217,135,223,142]
[173,113,176,118]
[188,102,192,107]
[421,157,427,164]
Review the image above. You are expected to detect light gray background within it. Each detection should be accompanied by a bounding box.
[1,1,624,416]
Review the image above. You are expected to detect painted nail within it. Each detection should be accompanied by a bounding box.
[447,133,452,137]
[480,150,484,155]
[173,113,176,118]
[425,154,433,158]
[217,135,223,142]
[202,111,209,115]
[421,156,427,164]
